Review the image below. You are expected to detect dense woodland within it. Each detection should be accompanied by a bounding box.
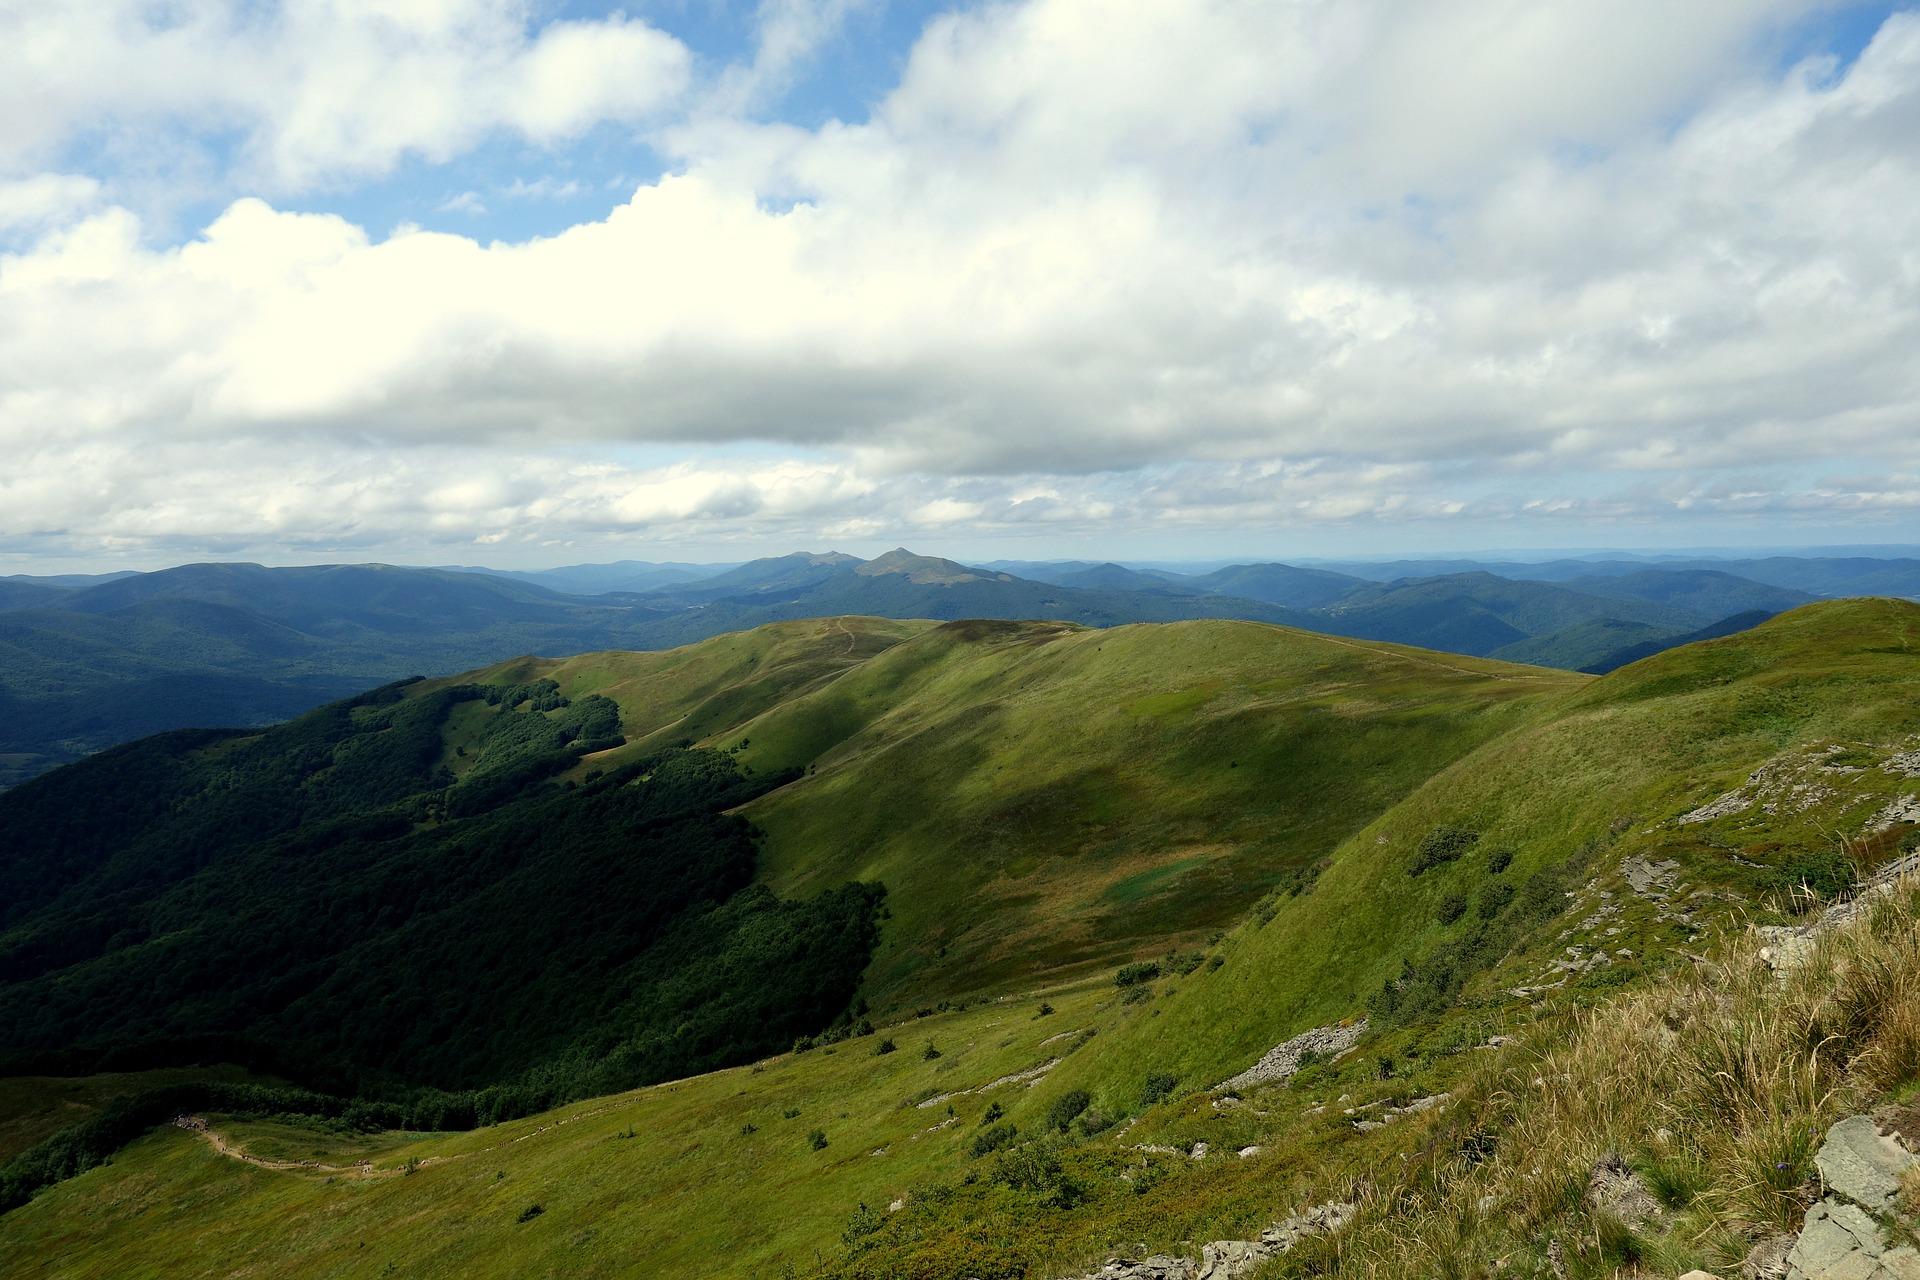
[0,678,885,1172]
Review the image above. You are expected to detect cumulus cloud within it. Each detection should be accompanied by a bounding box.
[0,0,691,190]
[2,0,1918,560]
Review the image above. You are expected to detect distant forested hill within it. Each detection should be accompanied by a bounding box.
[0,548,1850,785]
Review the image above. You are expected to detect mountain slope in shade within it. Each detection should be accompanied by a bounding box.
[441,560,736,596]
[1313,572,1695,656]
[1049,563,1202,594]
[1578,607,1780,674]
[0,583,70,612]
[1550,568,1813,618]
[1183,561,1368,609]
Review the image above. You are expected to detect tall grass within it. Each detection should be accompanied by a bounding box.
[1281,878,1920,1278]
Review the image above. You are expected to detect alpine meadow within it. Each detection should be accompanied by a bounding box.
[6,3,1920,1279]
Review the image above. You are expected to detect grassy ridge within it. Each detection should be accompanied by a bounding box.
[732,619,1576,1005]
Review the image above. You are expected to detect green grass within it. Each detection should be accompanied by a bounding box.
[730,618,1574,1006]
[6,599,1920,1278]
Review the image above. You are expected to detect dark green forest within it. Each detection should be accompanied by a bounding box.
[0,678,884,1141]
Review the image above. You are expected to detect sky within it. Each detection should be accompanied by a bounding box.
[2,1,1918,573]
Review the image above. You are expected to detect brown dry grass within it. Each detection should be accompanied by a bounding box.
[1270,878,1920,1279]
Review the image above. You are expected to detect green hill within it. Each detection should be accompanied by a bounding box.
[4,600,1919,1279]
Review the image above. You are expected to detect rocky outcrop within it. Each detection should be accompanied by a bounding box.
[1781,1115,1920,1280]
[1758,854,1920,975]
[1216,1021,1366,1092]
[1061,1200,1355,1280]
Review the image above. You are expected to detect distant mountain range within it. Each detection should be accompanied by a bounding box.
[1,547,1908,787]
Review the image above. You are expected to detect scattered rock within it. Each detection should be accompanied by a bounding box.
[1868,794,1920,834]
[1216,1021,1367,1092]
[1354,1093,1452,1132]
[1236,1145,1261,1159]
[1058,1202,1355,1280]
[915,1057,1061,1108]
[1584,1152,1661,1230]
[1680,1272,1726,1280]
[1189,1142,1209,1160]
[1623,856,1681,896]
[1884,749,1920,778]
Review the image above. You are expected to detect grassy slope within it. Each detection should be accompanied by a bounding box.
[1052,597,1920,1110]
[726,618,1574,1006]
[0,980,1126,1279]
[438,615,934,764]
[5,600,1919,1278]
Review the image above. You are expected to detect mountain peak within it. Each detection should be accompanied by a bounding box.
[856,548,998,585]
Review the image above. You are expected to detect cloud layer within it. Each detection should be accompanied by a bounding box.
[3,0,1918,563]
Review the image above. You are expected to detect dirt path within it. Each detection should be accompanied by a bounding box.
[175,1096,630,1182]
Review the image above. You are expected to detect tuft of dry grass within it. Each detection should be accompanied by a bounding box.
[1291,878,1920,1279]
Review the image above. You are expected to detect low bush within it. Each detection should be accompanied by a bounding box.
[971,1123,1018,1158]
[1046,1089,1091,1131]
[1410,825,1480,875]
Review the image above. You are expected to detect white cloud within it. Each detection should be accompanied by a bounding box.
[0,1,691,191]
[2,1,1918,559]
[0,173,102,235]
[436,191,488,216]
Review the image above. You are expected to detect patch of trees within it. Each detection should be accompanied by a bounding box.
[0,679,887,1207]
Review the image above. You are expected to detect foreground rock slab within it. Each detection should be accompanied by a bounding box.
[1784,1115,1920,1280]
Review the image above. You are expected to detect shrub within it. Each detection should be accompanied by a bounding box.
[1046,1089,1091,1132]
[1166,952,1205,976]
[978,1102,1003,1126]
[1034,1003,1053,1018]
[873,1038,896,1056]
[971,1123,1018,1157]
[1411,825,1480,875]
[922,1043,942,1060]
[1436,892,1468,925]
[1487,847,1514,874]
[1078,1110,1114,1136]
[808,1128,828,1151]
[991,1141,1085,1207]
[1139,1073,1176,1106]
[782,1107,800,1119]
[842,1202,883,1245]
[1115,961,1161,987]
[1121,985,1152,1005]
[516,1203,544,1223]
[1477,881,1516,920]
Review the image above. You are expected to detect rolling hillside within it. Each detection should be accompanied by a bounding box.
[0,551,1838,790]
[4,600,1916,1278]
